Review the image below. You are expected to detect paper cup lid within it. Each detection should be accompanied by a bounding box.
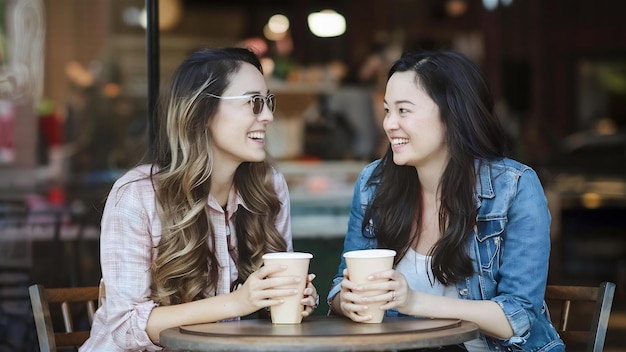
[262,252,313,259]
[343,249,396,258]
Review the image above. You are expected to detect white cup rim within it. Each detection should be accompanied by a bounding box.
[343,249,396,259]
[262,252,313,259]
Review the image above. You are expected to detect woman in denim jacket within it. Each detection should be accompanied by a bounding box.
[327,50,564,351]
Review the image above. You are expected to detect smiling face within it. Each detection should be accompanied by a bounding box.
[208,62,273,169]
[383,71,448,169]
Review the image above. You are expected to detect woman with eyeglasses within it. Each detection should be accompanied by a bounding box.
[81,47,318,351]
[327,50,564,351]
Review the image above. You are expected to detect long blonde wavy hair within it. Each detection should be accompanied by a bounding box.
[144,48,287,305]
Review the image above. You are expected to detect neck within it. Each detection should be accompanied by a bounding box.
[210,160,238,209]
[413,146,449,192]
[414,161,446,197]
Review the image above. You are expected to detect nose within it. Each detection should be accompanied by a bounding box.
[257,103,274,123]
[383,113,398,132]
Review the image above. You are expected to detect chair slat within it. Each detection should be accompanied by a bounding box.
[87,300,96,325]
[29,284,56,351]
[29,283,101,351]
[545,285,599,301]
[61,301,73,333]
[45,286,99,303]
[98,278,106,307]
[545,282,615,352]
[560,300,571,331]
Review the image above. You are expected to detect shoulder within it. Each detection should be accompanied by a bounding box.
[487,158,533,174]
[269,165,287,183]
[108,164,155,204]
[269,166,289,194]
[358,159,382,182]
[478,158,539,181]
[352,159,383,201]
[115,164,153,183]
[476,158,545,199]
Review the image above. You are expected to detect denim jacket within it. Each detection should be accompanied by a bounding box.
[327,158,565,351]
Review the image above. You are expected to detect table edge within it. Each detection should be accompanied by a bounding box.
[160,320,480,352]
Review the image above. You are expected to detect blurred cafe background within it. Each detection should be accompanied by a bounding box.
[1,0,625,350]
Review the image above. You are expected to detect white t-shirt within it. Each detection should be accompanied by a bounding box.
[396,248,488,352]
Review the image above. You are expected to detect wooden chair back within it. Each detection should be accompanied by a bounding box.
[98,278,106,307]
[545,281,616,352]
[29,284,100,352]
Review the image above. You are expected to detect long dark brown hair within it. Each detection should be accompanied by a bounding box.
[365,50,508,284]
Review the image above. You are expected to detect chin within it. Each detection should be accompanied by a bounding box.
[248,152,266,163]
[392,155,407,166]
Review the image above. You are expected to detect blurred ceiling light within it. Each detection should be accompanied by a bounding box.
[268,14,290,34]
[582,192,602,209]
[264,28,284,42]
[138,0,183,31]
[446,0,468,17]
[595,117,617,135]
[307,10,346,38]
[482,0,498,10]
[264,14,290,41]
[483,0,513,10]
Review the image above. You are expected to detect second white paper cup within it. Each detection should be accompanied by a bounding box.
[343,249,396,323]
[262,252,313,324]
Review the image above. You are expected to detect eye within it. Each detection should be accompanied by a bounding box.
[399,107,409,115]
[250,96,264,115]
[267,94,276,112]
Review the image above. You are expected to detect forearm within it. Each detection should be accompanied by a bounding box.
[146,290,252,342]
[407,291,514,339]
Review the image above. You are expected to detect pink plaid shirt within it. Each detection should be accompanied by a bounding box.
[80,165,292,351]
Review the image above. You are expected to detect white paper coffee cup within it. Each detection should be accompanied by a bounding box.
[343,249,396,323]
[262,252,313,324]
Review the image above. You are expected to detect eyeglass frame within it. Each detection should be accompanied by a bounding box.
[206,93,276,116]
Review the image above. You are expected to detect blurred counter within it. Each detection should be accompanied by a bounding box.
[277,160,367,239]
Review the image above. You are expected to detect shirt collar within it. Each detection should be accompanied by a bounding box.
[474,159,495,210]
[206,184,250,214]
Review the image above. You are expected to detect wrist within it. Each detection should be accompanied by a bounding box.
[328,292,342,316]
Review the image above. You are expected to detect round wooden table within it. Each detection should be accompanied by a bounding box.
[159,316,480,351]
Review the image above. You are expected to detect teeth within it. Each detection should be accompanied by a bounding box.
[391,138,409,145]
[248,132,265,140]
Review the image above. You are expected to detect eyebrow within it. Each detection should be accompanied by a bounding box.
[241,89,271,96]
[383,99,416,105]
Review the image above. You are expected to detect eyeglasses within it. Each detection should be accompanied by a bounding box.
[206,93,276,116]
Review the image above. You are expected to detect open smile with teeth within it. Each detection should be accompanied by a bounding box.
[248,132,265,140]
[391,138,409,145]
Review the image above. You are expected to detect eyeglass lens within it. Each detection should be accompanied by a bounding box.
[251,94,275,115]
